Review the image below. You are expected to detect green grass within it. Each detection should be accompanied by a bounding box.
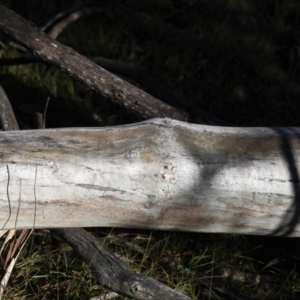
[2,0,300,299]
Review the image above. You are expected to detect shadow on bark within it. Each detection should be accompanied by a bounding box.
[271,128,300,236]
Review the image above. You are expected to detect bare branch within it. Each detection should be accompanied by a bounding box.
[52,228,191,300]
[46,7,105,39]
[0,54,229,125]
[0,86,19,131]
[41,2,88,33]
[0,5,189,122]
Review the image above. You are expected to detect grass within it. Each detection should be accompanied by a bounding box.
[2,232,102,299]
[2,230,300,299]
[1,0,300,299]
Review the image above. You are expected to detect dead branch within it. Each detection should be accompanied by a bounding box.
[41,2,89,33]
[0,5,189,122]
[0,5,229,126]
[52,227,191,300]
[0,86,19,131]
[46,7,105,39]
[0,54,228,125]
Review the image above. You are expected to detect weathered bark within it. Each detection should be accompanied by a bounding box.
[0,5,188,122]
[0,54,229,126]
[0,118,299,236]
[52,228,191,300]
[0,53,230,126]
[0,5,229,126]
[0,86,19,131]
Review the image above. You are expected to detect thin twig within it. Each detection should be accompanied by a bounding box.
[43,97,50,128]
[1,166,11,230]
[15,180,22,230]
[41,2,89,33]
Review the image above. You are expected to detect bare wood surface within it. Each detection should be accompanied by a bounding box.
[0,118,298,236]
[52,228,191,300]
[34,98,191,299]
[0,82,191,300]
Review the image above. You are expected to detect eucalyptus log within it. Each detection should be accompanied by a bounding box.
[0,118,298,236]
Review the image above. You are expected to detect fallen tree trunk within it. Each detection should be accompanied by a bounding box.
[0,118,299,236]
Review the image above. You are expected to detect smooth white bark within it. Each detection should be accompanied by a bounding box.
[0,118,299,236]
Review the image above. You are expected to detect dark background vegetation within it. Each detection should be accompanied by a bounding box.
[2,0,300,299]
